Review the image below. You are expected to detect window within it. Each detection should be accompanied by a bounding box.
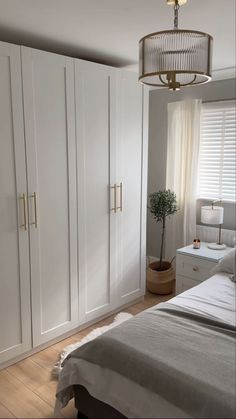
[198,100,236,202]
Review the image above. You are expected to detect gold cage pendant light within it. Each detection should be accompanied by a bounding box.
[139,0,213,90]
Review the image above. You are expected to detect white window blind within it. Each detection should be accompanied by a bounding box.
[198,100,236,202]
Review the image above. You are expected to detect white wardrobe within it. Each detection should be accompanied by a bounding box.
[0,40,148,366]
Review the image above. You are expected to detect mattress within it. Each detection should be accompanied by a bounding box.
[169,272,236,327]
[55,272,236,419]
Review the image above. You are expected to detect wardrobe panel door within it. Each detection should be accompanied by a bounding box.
[116,72,147,305]
[21,47,78,346]
[75,60,116,322]
[0,42,31,363]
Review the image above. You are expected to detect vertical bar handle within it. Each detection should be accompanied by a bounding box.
[30,192,38,228]
[117,182,123,212]
[110,184,117,213]
[19,193,27,230]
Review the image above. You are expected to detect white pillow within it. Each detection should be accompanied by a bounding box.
[211,248,236,282]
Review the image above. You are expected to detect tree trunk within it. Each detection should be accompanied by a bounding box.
[159,217,165,270]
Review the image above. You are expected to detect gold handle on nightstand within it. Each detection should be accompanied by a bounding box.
[193,266,199,272]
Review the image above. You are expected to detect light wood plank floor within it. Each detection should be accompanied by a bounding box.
[0,291,174,418]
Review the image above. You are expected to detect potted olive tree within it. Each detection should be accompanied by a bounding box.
[147,189,178,294]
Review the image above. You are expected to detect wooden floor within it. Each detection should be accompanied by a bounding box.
[0,291,174,418]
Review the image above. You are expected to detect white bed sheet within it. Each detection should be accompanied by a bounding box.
[56,272,236,418]
[169,272,236,327]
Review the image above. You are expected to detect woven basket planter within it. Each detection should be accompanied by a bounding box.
[146,261,175,295]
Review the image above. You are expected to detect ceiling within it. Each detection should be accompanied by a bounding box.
[0,0,235,80]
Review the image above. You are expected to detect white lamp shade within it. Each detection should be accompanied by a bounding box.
[201,206,224,225]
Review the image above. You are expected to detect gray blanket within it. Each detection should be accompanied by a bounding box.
[67,303,236,418]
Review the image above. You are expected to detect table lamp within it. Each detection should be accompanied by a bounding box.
[201,203,226,250]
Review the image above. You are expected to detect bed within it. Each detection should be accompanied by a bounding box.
[56,262,236,419]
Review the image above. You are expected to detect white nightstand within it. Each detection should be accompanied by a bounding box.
[176,242,233,295]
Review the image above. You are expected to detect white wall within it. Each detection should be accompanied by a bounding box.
[147,78,236,259]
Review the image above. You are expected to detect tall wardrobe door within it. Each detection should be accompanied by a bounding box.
[21,47,78,346]
[75,60,116,323]
[116,71,148,306]
[0,42,31,363]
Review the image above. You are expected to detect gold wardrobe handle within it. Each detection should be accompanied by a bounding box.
[30,192,38,228]
[110,184,117,213]
[116,182,123,212]
[19,193,27,230]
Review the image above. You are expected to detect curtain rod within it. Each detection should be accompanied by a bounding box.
[203,98,236,103]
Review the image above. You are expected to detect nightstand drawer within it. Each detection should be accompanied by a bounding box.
[176,254,216,282]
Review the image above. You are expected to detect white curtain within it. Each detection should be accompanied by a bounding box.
[165,99,202,261]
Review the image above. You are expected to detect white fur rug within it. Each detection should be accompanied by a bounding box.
[52,312,133,378]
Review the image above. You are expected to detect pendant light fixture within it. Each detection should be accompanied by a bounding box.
[139,0,213,90]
